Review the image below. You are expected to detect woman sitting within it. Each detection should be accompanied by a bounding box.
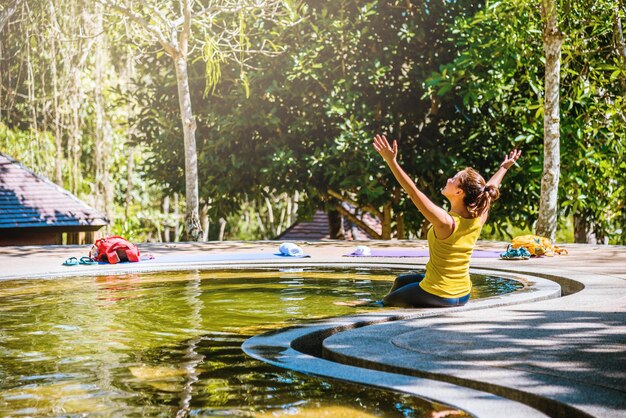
[369,134,521,308]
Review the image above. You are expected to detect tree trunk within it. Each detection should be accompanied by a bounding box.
[68,1,83,196]
[70,68,81,195]
[536,0,563,241]
[256,212,268,240]
[264,196,276,237]
[125,147,134,219]
[93,5,112,224]
[200,203,211,242]
[102,102,114,223]
[123,47,135,220]
[200,204,209,242]
[174,193,180,241]
[26,25,40,171]
[574,214,608,245]
[381,203,392,239]
[420,219,430,239]
[286,194,293,229]
[277,202,286,236]
[49,0,63,185]
[328,209,346,239]
[0,0,23,33]
[396,212,405,240]
[173,55,202,241]
[218,218,227,241]
[163,195,171,242]
[292,191,299,223]
[574,214,598,244]
[614,5,626,92]
[334,204,381,239]
[90,4,110,219]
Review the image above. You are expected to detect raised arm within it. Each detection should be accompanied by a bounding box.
[480,149,522,224]
[373,134,454,237]
[486,149,522,188]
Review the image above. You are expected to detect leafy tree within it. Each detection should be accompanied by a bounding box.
[3,0,623,245]
[427,0,625,243]
[0,0,168,241]
[560,0,626,243]
[99,0,298,240]
[536,0,564,241]
[187,0,485,238]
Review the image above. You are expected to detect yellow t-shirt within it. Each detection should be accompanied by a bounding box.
[420,212,483,298]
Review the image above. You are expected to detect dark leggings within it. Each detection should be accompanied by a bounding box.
[381,273,470,308]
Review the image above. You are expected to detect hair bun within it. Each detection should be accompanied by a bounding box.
[484,184,500,201]
[460,168,499,217]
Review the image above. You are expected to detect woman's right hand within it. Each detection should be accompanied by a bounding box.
[373,134,398,163]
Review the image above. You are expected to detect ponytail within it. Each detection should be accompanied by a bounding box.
[459,168,500,218]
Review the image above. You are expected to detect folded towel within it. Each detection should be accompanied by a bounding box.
[352,245,372,256]
[279,243,304,257]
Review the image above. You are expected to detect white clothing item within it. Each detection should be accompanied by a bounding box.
[353,245,372,256]
[279,242,304,257]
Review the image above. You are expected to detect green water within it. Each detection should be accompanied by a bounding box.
[0,268,522,416]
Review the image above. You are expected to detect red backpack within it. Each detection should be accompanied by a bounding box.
[90,236,140,264]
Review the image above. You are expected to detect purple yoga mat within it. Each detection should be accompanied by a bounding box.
[344,249,502,258]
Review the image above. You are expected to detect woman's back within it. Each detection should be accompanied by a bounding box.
[420,212,482,299]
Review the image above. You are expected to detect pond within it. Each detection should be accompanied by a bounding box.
[0,268,522,416]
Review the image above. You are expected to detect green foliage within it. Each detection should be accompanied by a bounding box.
[558,0,626,243]
[2,0,624,243]
[427,0,625,243]
[203,37,225,97]
[180,0,485,237]
[222,192,297,240]
[0,124,56,180]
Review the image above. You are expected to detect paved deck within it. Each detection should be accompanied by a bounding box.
[1,240,624,417]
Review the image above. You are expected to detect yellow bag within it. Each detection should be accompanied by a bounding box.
[511,235,568,257]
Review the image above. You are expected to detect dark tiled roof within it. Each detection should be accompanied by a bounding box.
[0,153,108,229]
[277,210,381,240]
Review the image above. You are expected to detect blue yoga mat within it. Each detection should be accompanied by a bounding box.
[95,252,310,265]
[344,249,501,258]
[140,252,310,263]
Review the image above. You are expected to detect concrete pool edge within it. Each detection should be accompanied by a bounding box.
[0,252,560,417]
[1,241,624,417]
[242,270,561,418]
[315,267,626,418]
[242,269,561,418]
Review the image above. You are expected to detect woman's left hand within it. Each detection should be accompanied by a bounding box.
[501,149,522,169]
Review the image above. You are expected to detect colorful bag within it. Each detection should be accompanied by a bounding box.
[90,236,141,264]
[511,235,567,257]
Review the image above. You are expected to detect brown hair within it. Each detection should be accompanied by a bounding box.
[458,167,500,218]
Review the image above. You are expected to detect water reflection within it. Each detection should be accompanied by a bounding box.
[0,269,519,416]
[96,274,142,304]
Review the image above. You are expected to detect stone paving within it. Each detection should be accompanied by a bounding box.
[1,240,624,417]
